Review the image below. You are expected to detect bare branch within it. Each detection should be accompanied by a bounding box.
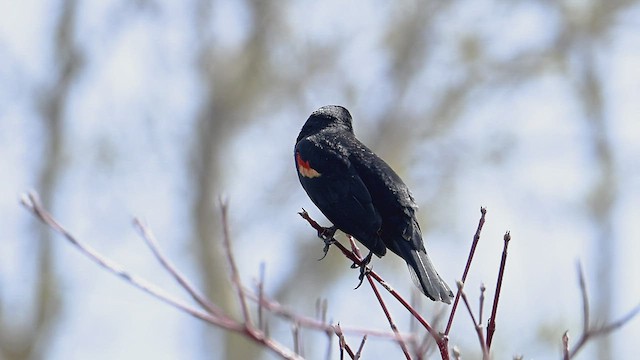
[334,324,356,360]
[21,192,238,329]
[577,261,590,334]
[445,207,487,336]
[564,263,640,359]
[562,331,569,360]
[363,262,412,359]
[22,191,303,360]
[133,218,228,320]
[354,335,368,360]
[346,235,411,358]
[593,304,640,335]
[292,322,302,356]
[258,262,266,332]
[479,283,486,325]
[220,199,252,327]
[456,281,489,359]
[243,286,414,340]
[486,231,511,348]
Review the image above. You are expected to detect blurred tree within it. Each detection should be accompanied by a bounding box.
[0,1,82,359]
[189,1,299,358]
[554,1,628,357]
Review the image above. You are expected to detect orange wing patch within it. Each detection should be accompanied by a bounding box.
[296,152,321,178]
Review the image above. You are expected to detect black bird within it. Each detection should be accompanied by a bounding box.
[295,105,453,303]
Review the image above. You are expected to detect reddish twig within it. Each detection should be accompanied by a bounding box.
[334,323,356,359]
[365,275,411,359]
[347,236,411,360]
[445,207,487,336]
[456,281,489,359]
[486,231,511,348]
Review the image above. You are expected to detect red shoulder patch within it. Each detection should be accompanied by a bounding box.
[296,152,321,178]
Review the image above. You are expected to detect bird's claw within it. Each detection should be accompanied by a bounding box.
[318,237,336,261]
[319,225,337,241]
[352,252,373,290]
[317,226,337,261]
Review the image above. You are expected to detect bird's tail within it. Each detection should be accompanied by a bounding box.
[398,245,454,304]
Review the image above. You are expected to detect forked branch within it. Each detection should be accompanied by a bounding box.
[563,262,640,359]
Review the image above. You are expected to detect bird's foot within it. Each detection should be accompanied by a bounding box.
[352,251,373,290]
[317,226,337,261]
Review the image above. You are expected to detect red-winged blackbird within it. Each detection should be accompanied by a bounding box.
[295,105,453,303]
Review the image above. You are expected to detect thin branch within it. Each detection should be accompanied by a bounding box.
[292,322,302,356]
[354,335,368,360]
[365,274,411,359]
[242,285,413,340]
[577,261,589,334]
[244,288,415,340]
[334,324,356,360]
[220,199,253,327]
[591,304,640,335]
[562,331,569,360]
[565,263,640,359]
[258,262,266,332]
[317,297,333,360]
[445,207,487,335]
[20,192,237,329]
[486,231,511,348]
[348,235,410,360]
[456,281,489,359]
[22,191,303,360]
[479,283,486,325]
[133,218,228,320]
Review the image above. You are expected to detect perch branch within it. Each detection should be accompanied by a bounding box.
[445,207,487,335]
[347,236,411,360]
[299,209,448,359]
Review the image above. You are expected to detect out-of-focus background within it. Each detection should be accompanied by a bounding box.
[1,1,639,359]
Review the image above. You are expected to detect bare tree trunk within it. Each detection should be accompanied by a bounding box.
[576,46,616,360]
[190,1,281,358]
[0,1,81,359]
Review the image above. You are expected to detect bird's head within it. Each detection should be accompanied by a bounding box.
[296,105,354,142]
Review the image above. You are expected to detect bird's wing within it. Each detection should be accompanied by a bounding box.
[295,138,386,256]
